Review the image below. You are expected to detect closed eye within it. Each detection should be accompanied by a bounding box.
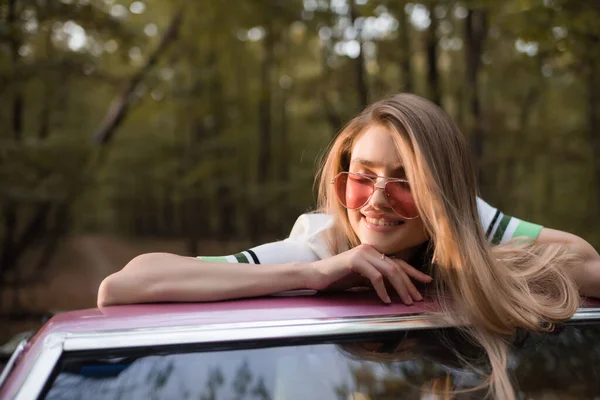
[348,173,375,184]
[351,171,378,179]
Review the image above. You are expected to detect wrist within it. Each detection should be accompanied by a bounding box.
[295,261,319,291]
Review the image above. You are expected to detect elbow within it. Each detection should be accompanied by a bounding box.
[122,252,164,272]
[96,253,162,308]
[97,274,117,308]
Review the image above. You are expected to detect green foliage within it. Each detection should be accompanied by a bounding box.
[1,0,599,274]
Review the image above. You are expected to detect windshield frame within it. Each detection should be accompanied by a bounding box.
[11,306,600,400]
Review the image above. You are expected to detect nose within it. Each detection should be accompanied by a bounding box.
[368,181,390,210]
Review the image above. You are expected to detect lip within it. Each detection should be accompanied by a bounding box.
[362,215,405,232]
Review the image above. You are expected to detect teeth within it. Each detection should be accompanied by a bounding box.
[365,217,403,226]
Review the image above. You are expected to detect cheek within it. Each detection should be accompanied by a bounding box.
[347,209,362,233]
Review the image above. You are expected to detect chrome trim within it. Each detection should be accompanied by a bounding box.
[64,313,448,351]
[574,307,600,313]
[572,308,600,320]
[0,339,27,389]
[14,333,65,400]
[56,309,600,352]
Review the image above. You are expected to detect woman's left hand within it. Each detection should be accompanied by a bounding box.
[537,228,600,298]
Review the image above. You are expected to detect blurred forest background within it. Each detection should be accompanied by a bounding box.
[1,0,599,342]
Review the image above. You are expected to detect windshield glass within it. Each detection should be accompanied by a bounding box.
[40,322,600,400]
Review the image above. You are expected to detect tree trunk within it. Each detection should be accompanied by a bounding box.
[183,119,206,254]
[183,198,199,256]
[207,34,236,241]
[38,87,52,140]
[586,47,600,215]
[11,95,23,142]
[320,0,343,136]
[465,8,488,188]
[8,0,23,141]
[321,41,342,136]
[279,86,290,182]
[0,201,17,296]
[277,29,291,183]
[0,202,51,292]
[350,1,368,110]
[1,0,23,303]
[33,203,68,277]
[38,25,54,140]
[426,3,440,106]
[257,25,274,186]
[251,20,276,240]
[397,0,412,93]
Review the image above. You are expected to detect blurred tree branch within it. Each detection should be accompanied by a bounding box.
[92,7,184,145]
[0,3,185,307]
[465,6,488,188]
[426,2,440,106]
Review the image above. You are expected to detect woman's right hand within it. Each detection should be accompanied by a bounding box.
[303,244,433,305]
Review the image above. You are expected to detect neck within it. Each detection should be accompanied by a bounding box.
[390,241,432,265]
[389,247,416,261]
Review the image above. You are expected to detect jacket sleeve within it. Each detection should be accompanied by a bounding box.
[196,213,335,264]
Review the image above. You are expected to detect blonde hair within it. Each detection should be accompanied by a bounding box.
[316,93,581,399]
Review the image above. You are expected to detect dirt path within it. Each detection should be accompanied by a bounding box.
[0,235,175,342]
[0,235,252,343]
[79,236,117,287]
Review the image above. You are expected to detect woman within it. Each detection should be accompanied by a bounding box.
[98,93,599,399]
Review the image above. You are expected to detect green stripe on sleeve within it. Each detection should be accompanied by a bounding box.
[492,215,510,245]
[512,221,543,240]
[197,256,230,263]
[234,252,250,263]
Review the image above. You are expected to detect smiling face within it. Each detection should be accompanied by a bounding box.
[347,124,428,258]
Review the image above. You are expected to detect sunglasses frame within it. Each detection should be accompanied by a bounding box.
[331,172,420,220]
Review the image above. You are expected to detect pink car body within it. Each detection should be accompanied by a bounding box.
[1,292,599,399]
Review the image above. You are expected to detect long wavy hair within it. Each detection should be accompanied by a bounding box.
[316,93,581,399]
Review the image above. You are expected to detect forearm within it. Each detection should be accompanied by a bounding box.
[97,252,309,307]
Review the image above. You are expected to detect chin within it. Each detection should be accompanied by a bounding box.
[368,241,407,256]
[359,232,407,256]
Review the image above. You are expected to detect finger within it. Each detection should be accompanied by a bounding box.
[371,256,413,305]
[352,262,391,304]
[394,258,433,283]
[398,270,423,301]
[325,274,369,291]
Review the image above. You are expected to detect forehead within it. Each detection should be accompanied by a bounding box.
[350,125,401,165]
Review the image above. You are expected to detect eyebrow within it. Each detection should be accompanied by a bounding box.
[350,158,405,173]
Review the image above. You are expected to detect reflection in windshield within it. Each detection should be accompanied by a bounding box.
[46,345,362,400]
[43,324,600,400]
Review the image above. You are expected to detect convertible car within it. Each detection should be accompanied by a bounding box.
[1,291,600,399]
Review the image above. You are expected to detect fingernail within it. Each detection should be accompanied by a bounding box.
[405,298,413,305]
[385,296,391,304]
[416,294,423,301]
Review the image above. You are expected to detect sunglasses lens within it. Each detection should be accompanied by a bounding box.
[386,181,419,219]
[335,173,373,209]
